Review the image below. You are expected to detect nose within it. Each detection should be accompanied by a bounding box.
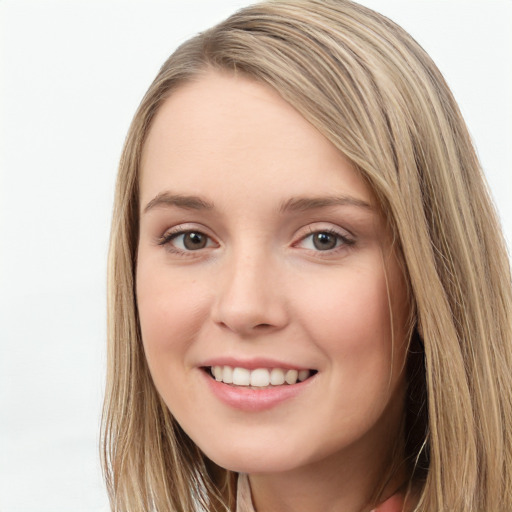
[211,249,289,337]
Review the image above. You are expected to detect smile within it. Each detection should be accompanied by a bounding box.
[202,363,318,411]
[209,366,316,387]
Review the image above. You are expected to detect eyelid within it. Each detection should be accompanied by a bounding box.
[154,222,355,256]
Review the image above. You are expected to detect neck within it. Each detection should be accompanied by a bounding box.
[249,457,406,512]
[247,411,408,512]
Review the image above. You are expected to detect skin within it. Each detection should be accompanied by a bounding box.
[136,71,411,512]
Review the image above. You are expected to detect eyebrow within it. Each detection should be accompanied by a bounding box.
[143,192,214,213]
[279,195,373,213]
[143,191,373,215]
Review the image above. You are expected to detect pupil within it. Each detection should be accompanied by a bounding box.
[313,232,336,250]
[184,232,206,250]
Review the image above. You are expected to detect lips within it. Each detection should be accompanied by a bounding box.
[198,357,318,410]
[209,365,315,387]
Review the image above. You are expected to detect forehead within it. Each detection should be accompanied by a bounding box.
[139,71,375,212]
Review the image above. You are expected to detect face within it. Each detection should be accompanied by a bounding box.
[136,71,410,476]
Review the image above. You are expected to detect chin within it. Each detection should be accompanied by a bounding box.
[209,454,306,475]
[200,437,322,475]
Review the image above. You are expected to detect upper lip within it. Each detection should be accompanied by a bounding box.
[199,357,314,371]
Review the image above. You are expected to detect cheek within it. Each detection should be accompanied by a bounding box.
[281,265,408,455]
[293,261,410,425]
[136,261,210,371]
[296,267,393,361]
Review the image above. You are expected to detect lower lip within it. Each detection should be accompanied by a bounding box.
[201,370,315,412]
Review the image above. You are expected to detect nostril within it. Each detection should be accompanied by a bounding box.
[216,319,281,335]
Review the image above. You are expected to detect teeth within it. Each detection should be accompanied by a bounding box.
[223,365,233,384]
[210,366,312,387]
[285,369,298,384]
[270,368,285,385]
[232,367,250,386]
[250,368,270,387]
[298,369,310,382]
[213,366,223,381]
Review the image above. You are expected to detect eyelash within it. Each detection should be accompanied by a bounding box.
[295,227,355,253]
[156,226,355,256]
[157,226,217,256]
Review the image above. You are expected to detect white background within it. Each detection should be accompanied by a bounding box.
[0,1,510,511]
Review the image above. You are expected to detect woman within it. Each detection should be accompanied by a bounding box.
[101,1,512,510]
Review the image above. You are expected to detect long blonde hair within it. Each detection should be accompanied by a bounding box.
[102,1,512,510]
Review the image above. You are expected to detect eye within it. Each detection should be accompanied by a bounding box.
[158,229,217,252]
[175,232,209,250]
[297,229,353,251]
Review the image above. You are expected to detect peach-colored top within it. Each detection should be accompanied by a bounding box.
[235,474,404,512]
